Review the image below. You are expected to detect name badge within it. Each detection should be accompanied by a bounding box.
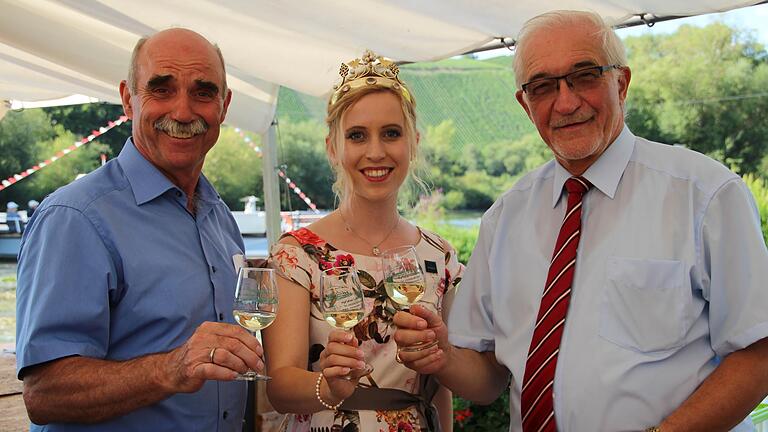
[424,260,438,274]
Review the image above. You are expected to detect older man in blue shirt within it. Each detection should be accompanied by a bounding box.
[393,10,768,432]
[16,28,264,431]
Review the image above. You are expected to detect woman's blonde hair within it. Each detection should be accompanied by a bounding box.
[325,84,425,205]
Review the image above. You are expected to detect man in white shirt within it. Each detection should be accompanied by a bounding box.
[394,10,768,432]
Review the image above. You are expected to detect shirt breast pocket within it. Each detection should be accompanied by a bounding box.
[599,257,691,353]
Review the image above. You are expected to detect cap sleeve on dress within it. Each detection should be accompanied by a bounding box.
[269,243,318,297]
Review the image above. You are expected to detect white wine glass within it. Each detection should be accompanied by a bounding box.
[381,245,435,352]
[233,267,278,381]
[319,266,373,379]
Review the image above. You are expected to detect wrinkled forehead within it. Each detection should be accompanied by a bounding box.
[137,34,225,88]
[519,22,607,80]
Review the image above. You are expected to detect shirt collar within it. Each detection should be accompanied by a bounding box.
[118,138,220,206]
[551,125,635,207]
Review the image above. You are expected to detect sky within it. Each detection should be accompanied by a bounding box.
[616,3,768,43]
[475,3,768,59]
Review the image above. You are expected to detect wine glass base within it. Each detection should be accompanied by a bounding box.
[344,364,374,380]
[399,339,438,352]
[235,371,272,381]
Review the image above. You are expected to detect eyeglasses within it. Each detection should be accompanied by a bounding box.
[521,65,621,100]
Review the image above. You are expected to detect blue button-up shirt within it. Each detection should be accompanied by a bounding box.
[16,139,247,431]
[449,126,768,431]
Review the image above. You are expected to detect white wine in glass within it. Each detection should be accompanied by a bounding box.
[381,245,435,352]
[319,266,373,379]
[233,267,278,381]
[233,310,277,331]
[324,310,365,330]
[385,281,426,306]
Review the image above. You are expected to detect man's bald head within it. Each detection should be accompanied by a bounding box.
[126,28,228,97]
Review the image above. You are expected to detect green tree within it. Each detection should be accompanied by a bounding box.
[419,121,551,210]
[0,110,58,205]
[203,126,263,209]
[43,103,130,159]
[275,119,335,210]
[625,23,768,174]
[419,120,465,201]
[744,174,768,244]
[477,132,551,177]
[422,120,469,176]
[27,131,109,198]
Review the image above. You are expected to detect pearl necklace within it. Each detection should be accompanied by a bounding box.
[339,210,400,256]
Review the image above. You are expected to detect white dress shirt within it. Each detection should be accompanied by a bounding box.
[448,126,768,431]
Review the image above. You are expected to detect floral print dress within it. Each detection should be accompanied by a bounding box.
[270,227,464,432]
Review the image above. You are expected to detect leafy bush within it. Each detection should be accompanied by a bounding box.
[204,127,263,209]
[424,222,479,265]
[443,190,466,210]
[453,391,510,432]
[407,191,479,264]
[744,174,768,244]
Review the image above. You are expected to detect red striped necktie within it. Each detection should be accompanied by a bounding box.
[521,176,592,432]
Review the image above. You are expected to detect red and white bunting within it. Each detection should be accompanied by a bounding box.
[234,128,319,213]
[0,116,128,192]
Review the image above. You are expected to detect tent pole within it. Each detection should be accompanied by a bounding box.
[261,118,281,247]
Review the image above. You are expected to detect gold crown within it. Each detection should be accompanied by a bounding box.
[329,50,412,107]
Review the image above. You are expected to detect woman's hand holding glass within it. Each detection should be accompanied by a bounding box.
[319,266,374,382]
[316,329,367,402]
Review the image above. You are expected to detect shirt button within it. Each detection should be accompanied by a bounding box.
[222,411,229,420]
[219,313,224,321]
[175,191,182,197]
[211,265,217,273]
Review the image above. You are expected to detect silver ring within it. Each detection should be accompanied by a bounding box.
[395,348,404,364]
[209,347,217,364]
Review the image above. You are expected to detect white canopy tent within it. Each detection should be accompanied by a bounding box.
[1,0,764,243]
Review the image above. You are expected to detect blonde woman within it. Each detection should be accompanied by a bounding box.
[264,51,464,432]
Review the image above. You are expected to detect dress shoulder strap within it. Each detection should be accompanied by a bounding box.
[418,227,448,254]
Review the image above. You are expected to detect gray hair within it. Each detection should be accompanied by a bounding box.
[126,32,228,97]
[512,10,627,88]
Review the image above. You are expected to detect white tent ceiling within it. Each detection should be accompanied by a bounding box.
[0,0,764,133]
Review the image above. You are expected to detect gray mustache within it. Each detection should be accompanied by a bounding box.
[551,111,593,128]
[154,116,208,138]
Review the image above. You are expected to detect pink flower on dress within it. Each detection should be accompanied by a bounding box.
[293,413,310,423]
[272,249,298,274]
[334,254,355,268]
[290,227,325,247]
[395,421,414,432]
[436,268,450,297]
[319,259,334,271]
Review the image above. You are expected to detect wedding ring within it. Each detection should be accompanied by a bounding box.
[395,348,404,364]
[209,347,217,364]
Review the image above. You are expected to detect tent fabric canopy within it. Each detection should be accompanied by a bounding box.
[0,0,762,133]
